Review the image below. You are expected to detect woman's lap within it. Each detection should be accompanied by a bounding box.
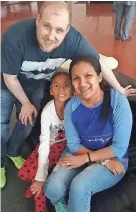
[45,150,128,207]
[68,158,128,212]
[69,158,128,196]
[44,149,83,204]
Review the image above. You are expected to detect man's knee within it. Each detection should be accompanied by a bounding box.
[1,89,15,123]
[23,121,36,136]
[1,123,10,141]
[15,119,36,139]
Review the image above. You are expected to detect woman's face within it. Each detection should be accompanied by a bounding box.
[71,61,102,102]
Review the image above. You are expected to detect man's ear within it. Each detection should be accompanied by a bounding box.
[36,14,40,27]
[99,73,103,82]
[66,25,70,35]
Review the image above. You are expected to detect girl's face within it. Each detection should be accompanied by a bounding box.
[50,74,72,102]
[71,61,102,102]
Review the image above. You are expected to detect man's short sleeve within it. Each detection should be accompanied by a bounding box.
[1,35,23,75]
[75,36,100,60]
[65,27,99,61]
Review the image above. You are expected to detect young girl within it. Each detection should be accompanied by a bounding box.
[45,55,132,212]
[18,71,72,212]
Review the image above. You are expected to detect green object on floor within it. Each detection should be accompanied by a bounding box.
[8,155,25,169]
[0,167,6,188]
[112,1,116,11]
[55,200,67,212]
[1,160,34,212]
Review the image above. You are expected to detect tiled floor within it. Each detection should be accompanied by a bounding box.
[1,1,136,78]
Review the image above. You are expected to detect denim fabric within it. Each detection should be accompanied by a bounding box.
[1,83,45,167]
[114,4,135,39]
[45,150,128,212]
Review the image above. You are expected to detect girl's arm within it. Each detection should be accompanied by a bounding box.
[35,109,51,182]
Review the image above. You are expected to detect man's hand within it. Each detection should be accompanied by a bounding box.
[124,85,136,97]
[19,102,38,126]
[120,85,136,97]
[30,181,44,197]
[57,155,87,169]
[105,159,126,175]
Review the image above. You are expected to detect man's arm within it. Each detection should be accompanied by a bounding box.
[99,59,125,94]
[67,32,136,96]
[60,57,136,97]
[3,73,31,105]
[71,34,124,92]
[3,74,37,125]
[2,33,37,125]
[60,58,124,92]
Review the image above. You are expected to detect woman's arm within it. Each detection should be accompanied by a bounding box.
[64,103,93,154]
[88,92,132,162]
[65,93,132,163]
[64,100,85,154]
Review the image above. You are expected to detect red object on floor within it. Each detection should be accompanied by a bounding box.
[18,141,66,212]
[25,186,33,199]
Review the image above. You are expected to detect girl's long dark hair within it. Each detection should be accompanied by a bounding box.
[69,55,111,121]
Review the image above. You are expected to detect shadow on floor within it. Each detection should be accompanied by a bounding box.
[1,159,34,212]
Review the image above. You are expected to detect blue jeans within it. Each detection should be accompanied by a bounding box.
[45,150,128,212]
[114,4,135,39]
[1,81,46,167]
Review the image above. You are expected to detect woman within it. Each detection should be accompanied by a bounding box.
[45,55,132,212]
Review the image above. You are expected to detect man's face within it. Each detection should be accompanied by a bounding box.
[36,7,70,52]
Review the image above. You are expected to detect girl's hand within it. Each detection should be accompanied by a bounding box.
[105,159,126,175]
[30,181,44,197]
[57,155,88,169]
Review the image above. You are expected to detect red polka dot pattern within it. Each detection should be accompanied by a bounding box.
[18,141,66,212]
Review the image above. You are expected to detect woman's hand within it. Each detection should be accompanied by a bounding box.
[105,159,126,175]
[57,155,87,169]
[30,181,44,197]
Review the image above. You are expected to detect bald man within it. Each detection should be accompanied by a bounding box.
[0,1,135,188]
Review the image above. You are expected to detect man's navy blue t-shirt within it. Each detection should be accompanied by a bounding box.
[1,19,99,88]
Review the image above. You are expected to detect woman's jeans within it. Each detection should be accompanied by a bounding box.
[45,150,128,212]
